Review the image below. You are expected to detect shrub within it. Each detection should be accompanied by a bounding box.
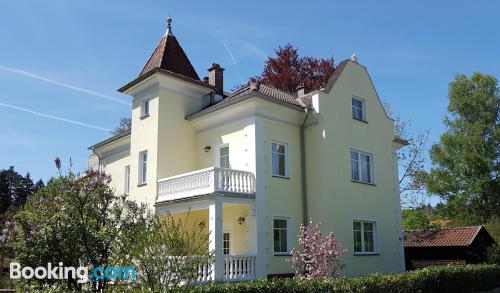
[172,264,500,293]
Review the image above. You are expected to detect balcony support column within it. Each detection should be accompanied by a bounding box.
[209,195,223,281]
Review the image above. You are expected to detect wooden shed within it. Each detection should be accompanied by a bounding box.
[404,226,495,270]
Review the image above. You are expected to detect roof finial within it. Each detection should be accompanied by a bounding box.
[350,53,358,63]
[166,16,173,36]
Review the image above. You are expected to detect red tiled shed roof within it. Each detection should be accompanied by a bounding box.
[404,226,483,247]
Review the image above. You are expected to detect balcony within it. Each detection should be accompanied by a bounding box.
[157,167,256,202]
[194,255,256,283]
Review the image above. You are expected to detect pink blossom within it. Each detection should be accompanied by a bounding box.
[287,219,347,279]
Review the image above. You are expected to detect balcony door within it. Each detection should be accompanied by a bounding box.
[217,145,230,169]
[217,145,230,189]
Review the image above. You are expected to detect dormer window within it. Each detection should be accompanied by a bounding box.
[141,99,150,118]
[352,98,366,121]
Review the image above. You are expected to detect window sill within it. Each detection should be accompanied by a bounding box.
[353,117,368,123]
[353,252,379,256]
[140,114,150,120]
[351,180,376,186]
[272,175,290,180]
[137,183,147,187]
[274,253,291,256]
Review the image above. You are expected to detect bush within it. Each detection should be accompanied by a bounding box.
[172,264,500,293]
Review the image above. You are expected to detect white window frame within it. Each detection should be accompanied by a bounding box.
[140,98,150,118]
[350,149,375,184]
[124,165,130,194]
[352,220,378,255]
[352,96,366,121]
[215,144,230,169]
[272,216,291,255]
[223,231,231,255]
[138,150,148,185]
[271,140,289,178]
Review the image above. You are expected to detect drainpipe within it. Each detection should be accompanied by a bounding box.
[300,106,312,225]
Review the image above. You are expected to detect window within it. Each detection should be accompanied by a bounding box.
[350,150,373,184]
[273,218,290,254]
[223,232,230,255]
[219,146,230,169]
[141,99,150,118]
[138,150,148,185]
[124,165,130,194]
[353,220,376,253]
[352,98,365,121]
[271,142,288,177]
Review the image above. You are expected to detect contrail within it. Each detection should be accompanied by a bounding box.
[0,65,131,106]
[0,101,111,132]
[221,41,243,82]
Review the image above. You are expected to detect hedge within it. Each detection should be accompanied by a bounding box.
[173,264,500,293]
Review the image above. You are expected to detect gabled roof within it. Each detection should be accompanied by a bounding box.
[139,33,200,80]
[404,226,487,247]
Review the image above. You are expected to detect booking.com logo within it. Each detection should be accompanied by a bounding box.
[10,262,136,283]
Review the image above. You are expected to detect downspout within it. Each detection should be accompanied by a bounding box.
[300,106,312,225]
[90,148,102,172]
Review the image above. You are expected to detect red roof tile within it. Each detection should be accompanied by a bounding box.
[404,226,483,247]
[139,34,200,81]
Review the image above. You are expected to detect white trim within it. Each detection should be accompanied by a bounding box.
[270,140,290,178]
[215,143,230,169]
[140,97,150,118]
[352,219,378,255]
[124,165,130,195]
[138,149,148,185]
[351,94,367,121]
[272,215,292,255]
[349,148,375,184]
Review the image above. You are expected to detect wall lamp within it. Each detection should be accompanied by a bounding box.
[237,216,246,225]
[204,145,211,153]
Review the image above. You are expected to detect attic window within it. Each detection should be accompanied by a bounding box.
[352,97,366,122]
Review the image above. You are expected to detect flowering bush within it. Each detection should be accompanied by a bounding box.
[287,219,347,279]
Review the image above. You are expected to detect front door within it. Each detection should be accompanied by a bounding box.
[223,232,231,255]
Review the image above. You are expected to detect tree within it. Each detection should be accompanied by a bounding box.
[111,117,131,136]
[402,208,437,230]
[383,103,430,208]
[0,166,43,216]
[421,73,500,223]
[239,44,335,94]
[12,160,148,291]
[121,213,212,291]
[287,219,346,279]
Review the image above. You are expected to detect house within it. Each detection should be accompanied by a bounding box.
[404,226,496,270]
[88,18,407,281]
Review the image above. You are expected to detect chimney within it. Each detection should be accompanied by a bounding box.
[296,84,309,98]
[208,63,225,95]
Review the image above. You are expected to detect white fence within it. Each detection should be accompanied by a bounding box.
[157,167,255,202]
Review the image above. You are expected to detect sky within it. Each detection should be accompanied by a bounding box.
[1,0,499,192]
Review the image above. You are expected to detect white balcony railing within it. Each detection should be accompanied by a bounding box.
[223,255,256,281]
[157,167,256,202]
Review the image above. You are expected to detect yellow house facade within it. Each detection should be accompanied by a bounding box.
[88,20,406,281]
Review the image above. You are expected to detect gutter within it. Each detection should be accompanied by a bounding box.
[300,106,312,225]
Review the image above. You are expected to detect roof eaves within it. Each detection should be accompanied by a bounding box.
[88,130,131,150]
[118,68,215,93]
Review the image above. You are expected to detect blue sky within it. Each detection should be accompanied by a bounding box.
[1,0,499,187]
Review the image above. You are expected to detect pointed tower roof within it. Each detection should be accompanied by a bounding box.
[139,17,200,80]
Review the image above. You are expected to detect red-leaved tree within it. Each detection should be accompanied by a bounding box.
[244,44,335,94]
[287,219,347,279]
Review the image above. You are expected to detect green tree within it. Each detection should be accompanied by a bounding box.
[119,213,212,291]
[421,73,500,223]
[402,208,436,230]
[0,166,43,216]
[12,161,148,291]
